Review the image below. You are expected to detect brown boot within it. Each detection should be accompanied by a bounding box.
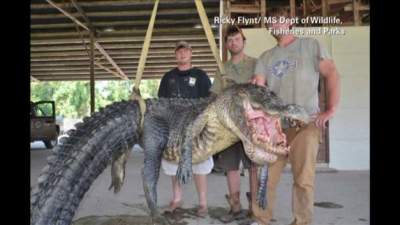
[219,192,246,223]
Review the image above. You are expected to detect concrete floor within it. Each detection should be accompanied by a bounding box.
[31,143,369,225]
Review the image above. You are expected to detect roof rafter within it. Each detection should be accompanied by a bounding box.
[46,0,128,80]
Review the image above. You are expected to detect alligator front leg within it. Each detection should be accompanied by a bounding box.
[257,164,269,209]
[176,136,193,185]
[176,111,209,185]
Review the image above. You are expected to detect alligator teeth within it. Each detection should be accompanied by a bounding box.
[252,133,260,145]
[263,141,273,151]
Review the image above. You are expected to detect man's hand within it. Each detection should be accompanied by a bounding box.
[317,58,340,129]
[312,109,335,129]
[249,74,267,87]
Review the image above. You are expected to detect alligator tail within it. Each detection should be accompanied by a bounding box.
[30,100,141,225]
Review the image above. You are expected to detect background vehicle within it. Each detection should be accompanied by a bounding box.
[31,101,60,149]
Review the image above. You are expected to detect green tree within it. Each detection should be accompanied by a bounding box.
[31,79,161,119]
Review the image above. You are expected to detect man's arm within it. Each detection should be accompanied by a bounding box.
[249,55,268,86]
[198,71,212,97]
[158,74,168,98]
[315,59,341,128]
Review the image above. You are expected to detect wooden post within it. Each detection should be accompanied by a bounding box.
[353,0,361,25]
[195,0,225,75]
[260,0,266,28]
[290,0,296,18]
[89,32,95,114]
[322,0,328,17]
[222,0,229,62]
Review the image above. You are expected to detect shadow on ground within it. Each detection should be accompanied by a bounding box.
[72,206,236,225]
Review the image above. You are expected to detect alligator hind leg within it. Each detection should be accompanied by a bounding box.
[142,116,169,220]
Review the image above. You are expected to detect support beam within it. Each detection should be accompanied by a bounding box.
[94,43,128,79]
[70,0,92,29]
[46,0,89,31]
[31,65,217,73]
[195,0,225,75]
[32,0,219,9]
[31,49,214,58]
[31,54,214,62]
[30,43,212,53]
[31,18,209,30]
[31,72,218,81]
[30,35,215,45]
[31,69,217,77]
[71,0,129,80]
[260,0,266,28]
[322,0,328,17]
[31,8,219,20]
[290,0,296,18]
[309,0,317,9]
[31,60,217,68]
[94,62,123,79]
[328,0,352,4]
[222,0,229,62]
[344,4,370,11]
[230,4,261,14]
[90,32,95,114]
[30,28,217,39]
[46,0,128,80]
[353,0,361,25]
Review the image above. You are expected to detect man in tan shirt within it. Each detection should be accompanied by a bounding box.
[210,25,259,223]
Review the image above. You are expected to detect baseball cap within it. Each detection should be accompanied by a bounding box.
[175,41,192,52]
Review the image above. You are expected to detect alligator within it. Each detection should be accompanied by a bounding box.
[30,83,310,225]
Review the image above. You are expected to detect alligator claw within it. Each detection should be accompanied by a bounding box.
[176,165,192,185]
[256,164,269,209]
[256,190,267,209]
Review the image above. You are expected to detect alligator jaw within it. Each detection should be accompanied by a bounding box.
[242,141,278,165]
[240,99,291,165]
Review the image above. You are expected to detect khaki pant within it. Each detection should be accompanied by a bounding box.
[251,123,321,225]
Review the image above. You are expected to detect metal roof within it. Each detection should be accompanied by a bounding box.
[31,0,221,81]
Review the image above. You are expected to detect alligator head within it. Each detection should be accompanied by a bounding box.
[217,83,310,165]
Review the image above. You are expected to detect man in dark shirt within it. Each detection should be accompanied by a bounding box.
[158,42,211,98]
[157,41,212,217]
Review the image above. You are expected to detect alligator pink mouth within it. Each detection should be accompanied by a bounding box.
[242,101,290,164]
